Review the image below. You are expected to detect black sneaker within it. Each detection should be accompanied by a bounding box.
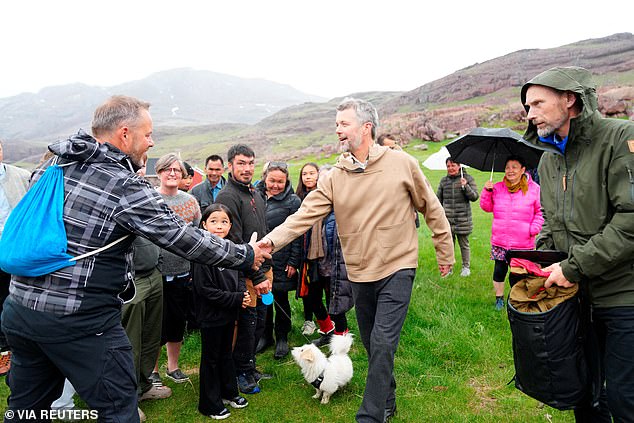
[253,369,273,382]
[148,371,162,387]
[237,373,260,394]
[209,408,231,420]
[223,396,249,409]
[166,368,190,383]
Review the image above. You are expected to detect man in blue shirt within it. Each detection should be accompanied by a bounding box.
[190,154,226,210]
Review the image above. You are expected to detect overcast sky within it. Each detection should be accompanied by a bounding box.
[1,0,632,99]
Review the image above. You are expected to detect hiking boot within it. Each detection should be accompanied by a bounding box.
[495,297,505,311]
[139,385,172,401]
[208,408,231,420]
[166,368,190,383]
[0,351,11,376]
[237,373,260,394]
[311,332,333,348]
[222,395,249,409]
[301,320,317,336]
[460,267,471,277]
[148,371,163,387]
[274,338,289,359]
[255,337,274,354]
[253,370,273,382]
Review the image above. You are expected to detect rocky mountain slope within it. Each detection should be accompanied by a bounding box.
[167,33,632,165]
[379,33,634,142]
[3,34,632,166]
[0,68,323,161]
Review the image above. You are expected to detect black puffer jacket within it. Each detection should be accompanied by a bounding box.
[323,212,353,316]
[436,170,478,235]
[258,182,302,292]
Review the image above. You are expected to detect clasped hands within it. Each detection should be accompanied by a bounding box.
[248,232,272,271]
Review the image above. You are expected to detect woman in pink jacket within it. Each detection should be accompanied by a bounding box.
[480,155,543,310]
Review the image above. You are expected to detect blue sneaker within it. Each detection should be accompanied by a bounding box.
[495,297,505,311]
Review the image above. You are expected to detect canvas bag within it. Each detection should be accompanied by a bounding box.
[0,162,129,277]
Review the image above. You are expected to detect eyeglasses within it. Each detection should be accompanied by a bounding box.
[162,167,182,175]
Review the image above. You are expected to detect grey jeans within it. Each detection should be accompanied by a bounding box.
[351,268,415,423]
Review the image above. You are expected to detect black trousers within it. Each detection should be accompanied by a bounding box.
[263,291,292,341]
[161,275,190,344]
[0,270,10,351]
[198,324,239,416]
[5,324,138,423]
[233,301,266,374]
[304,274,329,321]
[574,306,634,423]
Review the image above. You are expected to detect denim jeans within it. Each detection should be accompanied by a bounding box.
[351,268,415,423]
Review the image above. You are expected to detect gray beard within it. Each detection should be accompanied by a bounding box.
[537,126,556,138]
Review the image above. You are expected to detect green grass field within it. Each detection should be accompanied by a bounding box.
[0,139,576,422]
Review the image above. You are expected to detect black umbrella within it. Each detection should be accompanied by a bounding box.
[446,127,544,179]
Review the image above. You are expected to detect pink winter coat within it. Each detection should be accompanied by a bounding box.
[479,176,543,250]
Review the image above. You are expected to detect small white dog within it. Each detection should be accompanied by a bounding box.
[291,332,354,404]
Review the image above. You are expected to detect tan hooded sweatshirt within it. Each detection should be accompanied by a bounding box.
[266,144,454,282]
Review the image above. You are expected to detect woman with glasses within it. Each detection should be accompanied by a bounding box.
[152,153,201,385]
[256,162,302,359]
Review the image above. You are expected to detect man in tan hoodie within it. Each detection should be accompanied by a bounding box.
[259,98,454,423]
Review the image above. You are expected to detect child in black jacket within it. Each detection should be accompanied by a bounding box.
[192,204,251,419]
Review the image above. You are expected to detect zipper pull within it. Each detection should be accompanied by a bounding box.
[562,174,567,192]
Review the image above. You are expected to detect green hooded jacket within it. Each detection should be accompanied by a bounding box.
[521,66,634,308]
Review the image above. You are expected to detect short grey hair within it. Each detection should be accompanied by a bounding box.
[91,95,151,139]
[154,153,186,176]
[336,97,379,140]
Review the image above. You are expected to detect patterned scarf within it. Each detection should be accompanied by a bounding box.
[504,174,528,195]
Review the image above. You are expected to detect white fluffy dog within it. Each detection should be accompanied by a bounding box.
[291,332,354,404]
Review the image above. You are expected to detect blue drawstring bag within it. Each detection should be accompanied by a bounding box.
[0,164,75,277]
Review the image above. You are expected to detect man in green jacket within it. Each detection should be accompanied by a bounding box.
[522,66,634,421]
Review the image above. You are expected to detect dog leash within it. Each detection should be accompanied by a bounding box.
[268,296,314,344]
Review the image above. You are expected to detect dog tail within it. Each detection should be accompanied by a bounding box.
[329,332,353,355]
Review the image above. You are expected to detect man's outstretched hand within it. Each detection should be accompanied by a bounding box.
[256,237,274,256]
[249,232,271,270]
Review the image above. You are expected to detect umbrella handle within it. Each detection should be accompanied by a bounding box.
[490,151,496,181]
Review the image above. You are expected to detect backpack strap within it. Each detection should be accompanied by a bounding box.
[69,234,131,262]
